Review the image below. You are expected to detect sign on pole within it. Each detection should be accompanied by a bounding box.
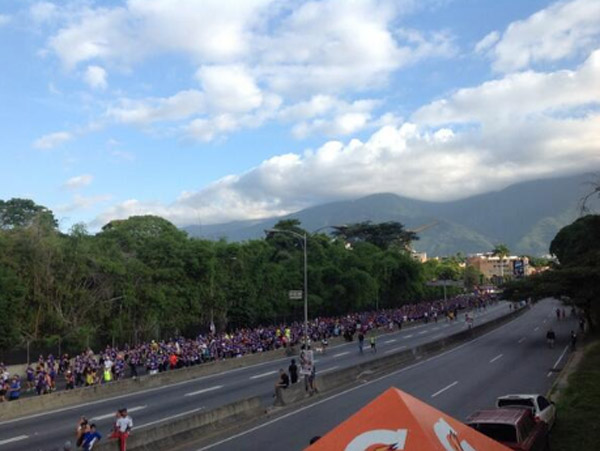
[426,280,464,287]
[288,290,303,300]
[299,349,314,375]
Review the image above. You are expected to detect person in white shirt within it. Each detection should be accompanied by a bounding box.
[110,408,133,451]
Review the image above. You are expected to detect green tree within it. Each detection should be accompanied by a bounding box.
[504,215,600,330]
[0,198,57,230]
[332,221,418,250]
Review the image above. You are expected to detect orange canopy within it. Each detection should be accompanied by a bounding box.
[306,387,511,451]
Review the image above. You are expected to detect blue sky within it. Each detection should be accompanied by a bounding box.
[0,0,599,230]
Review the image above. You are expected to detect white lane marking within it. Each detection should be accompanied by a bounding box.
[250,370,278,380]
[195,305,522,451]
[184,385,224,397]
[431,381,459,398]
[92,405,147,421]
[333,351,350,358]
[404,334,414,339]
[432,327,440,331]
[320,366,340,374]
[418,331,428,335]
[547,345,570,377]
[489,354,503,363]
[138,407,205,429]
[0,435,28,446]
[384,339,397,344]
[518,337,526,343]
[534,326,539,331]
[430,334,443,340]
[384,346,407,354]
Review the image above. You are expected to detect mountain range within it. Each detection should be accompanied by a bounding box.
[184,173,600,257]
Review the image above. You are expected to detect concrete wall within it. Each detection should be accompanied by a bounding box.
[93,397,262,451]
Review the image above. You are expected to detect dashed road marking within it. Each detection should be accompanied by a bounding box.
[404,335,414,339]
[431,381,458,398]
[489,354,503,363]
[92,405,147,421]
[250,370,278,380]
[518,337,526,343]
[0,436,28,446]
[333,351,350,358]
[384,339,397,344]
[320,366,340,374]
[184,385,224,397]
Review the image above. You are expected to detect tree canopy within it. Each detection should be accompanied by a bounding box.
[331,221,418,250]
[504,215,600,330]
[0,204,460,358]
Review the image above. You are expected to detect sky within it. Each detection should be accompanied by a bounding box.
[1,0,599,231]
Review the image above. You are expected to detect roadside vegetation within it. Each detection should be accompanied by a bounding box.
[550,341,600,450]
[0,199,473,359]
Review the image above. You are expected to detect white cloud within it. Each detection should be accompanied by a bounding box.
[94,48,600,227]
[42,0,454,141]
[107,90,205,125]
[414,49,600,125]
[33,131,72,149]
[487,0,600,72]
[84,65,107,90]
[63,174,93,190]
[0,14,10,26]
[474,30,499,53]
[30,2,57,24]
[196,65,262,113]
[58,194,112,213]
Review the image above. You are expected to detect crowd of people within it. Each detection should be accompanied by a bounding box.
[0,293,495,400]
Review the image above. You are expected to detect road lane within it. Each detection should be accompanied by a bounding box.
[195,300,576,451]
[0,302,511,450]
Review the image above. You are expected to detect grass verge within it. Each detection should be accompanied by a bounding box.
[551,340,600,451]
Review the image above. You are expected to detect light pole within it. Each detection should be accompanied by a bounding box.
[267,228,308,347]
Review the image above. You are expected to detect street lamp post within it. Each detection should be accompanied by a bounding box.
[267,228,309,347]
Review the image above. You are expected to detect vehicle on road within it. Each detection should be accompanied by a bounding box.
[496,394,556,430]
[466,408,549,451]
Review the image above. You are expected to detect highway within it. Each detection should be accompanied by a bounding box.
[0,303,512,450]
[193,299,576,451]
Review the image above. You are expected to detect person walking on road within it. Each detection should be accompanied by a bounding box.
[570,331,577,350]
[358,332,365,354]
[370,335,377,354]
[288,359,298,385]
[110,408,133,451]
[546,328,556,348]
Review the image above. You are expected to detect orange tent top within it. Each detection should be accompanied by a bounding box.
[306,387,511,451]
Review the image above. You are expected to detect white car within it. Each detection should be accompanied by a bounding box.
[496,394,556,430]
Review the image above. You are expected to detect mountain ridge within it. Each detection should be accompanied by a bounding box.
[184,173,600,256]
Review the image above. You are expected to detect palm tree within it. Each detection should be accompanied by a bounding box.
[492,244,510,281]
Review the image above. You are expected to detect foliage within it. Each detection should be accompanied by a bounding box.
[504,215,600,330]
[551,341,600,451]
[0,203,442,353]
[331,221,418,250]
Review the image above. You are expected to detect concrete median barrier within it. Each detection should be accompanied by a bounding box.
[70,306,525,451]
[93,396,262,451]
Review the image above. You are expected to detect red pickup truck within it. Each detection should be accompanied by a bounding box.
[466,408,549,451]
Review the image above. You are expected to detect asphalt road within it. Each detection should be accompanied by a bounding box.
[0,302,512,451]
[194,299,577,451]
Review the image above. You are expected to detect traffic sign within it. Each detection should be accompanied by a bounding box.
[288,290,303,300]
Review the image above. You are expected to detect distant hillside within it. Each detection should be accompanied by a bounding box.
[184,173,600,256]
